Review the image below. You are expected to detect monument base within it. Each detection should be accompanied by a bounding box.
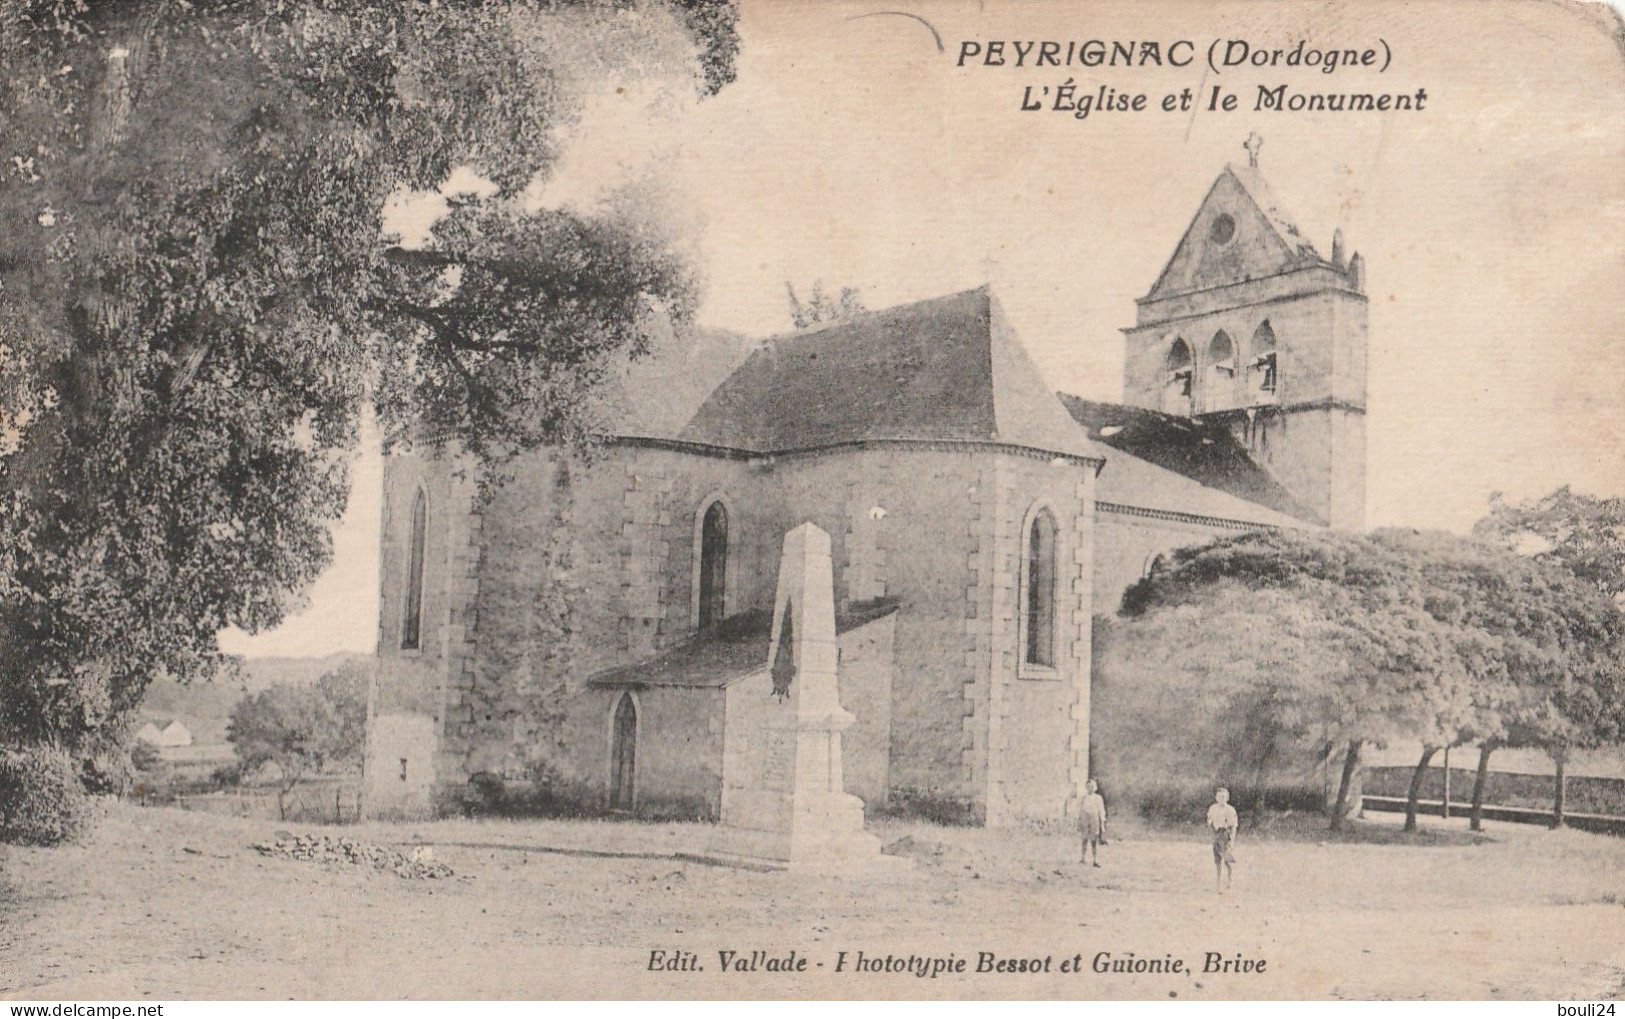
[707,791,908,874]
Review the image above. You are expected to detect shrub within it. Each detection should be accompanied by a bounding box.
[451,761,609,820]
[129,740,164,774]
[209,761,245,789]
[881,787,979,827]
[490,780,605,820]
[0,743,98,846]
[465,771,507,815]
[80,747,134,797]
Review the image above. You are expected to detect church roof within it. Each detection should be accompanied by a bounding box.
[585,600,900,690]
[1143,163,1333,302]
[678,288,1096,461]
[1059,395,1321,527]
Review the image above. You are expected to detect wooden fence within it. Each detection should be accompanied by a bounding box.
[141,778,362,824]
[1361,794,1625,836]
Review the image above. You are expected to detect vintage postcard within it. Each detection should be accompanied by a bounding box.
[1,0,1622,1004]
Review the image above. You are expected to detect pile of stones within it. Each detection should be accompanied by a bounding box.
[251,833,454,879]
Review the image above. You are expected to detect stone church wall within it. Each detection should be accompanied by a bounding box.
[575,686,726,820]
[455,445,761,800]
[367,440,1097,824]
[963,456,1096,825]
[833,613,896,811]
[764,449,984,815]
[364,444,481,817]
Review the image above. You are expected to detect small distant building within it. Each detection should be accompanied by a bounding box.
[136,718,194,749]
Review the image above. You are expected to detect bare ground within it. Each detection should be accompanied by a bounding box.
[2,803,1622,1000]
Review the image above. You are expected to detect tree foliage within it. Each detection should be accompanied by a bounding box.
[1471,486,1625,824]
[0,2,738,778]
[1474,487,1625,601]
[1106,527,1624,829]
[314,658,370,763]
[0,740,97,845]
[228,662,368,818]
[1093,586,1349,812]
[785,280,865,330]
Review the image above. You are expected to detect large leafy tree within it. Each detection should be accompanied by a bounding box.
[1111,528,1619,831]
[1114,531,1479,830]
[0,1,737,791]
[1474,487,1625,601]
[1373,528,1622,829]
[1093,584,1351,814]
[227,677,354,821]
[1471,489,1625,825]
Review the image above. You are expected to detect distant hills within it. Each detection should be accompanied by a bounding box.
[231,652,370,691]
[141,652,371,746]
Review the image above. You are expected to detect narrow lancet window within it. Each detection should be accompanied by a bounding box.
[401,490,427,650]
[697,500,729,629]
[1024,509,1058,668]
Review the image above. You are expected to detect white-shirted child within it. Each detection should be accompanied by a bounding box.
[1206,787,1238,893]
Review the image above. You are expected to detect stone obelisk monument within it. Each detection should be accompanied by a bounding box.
[713,522,888,869]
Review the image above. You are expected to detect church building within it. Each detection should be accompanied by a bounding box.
[361,155,1369,825]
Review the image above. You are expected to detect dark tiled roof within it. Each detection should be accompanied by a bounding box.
[586,599,900,690]
[1058,395,1322,525]
[679,288,1094,460]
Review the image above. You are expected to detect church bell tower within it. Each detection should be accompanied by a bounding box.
[1120,136,1368,530]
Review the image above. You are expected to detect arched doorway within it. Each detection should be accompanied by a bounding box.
[609,692,638,812]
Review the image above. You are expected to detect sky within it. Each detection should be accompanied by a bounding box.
[220,0,1625,657]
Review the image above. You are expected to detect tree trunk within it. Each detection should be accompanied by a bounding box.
[1404,745,1439,832]
[1469,742,1496,832]
[1330,739,1364,831]
[1552,755,1567,829]
[1441,745,1451,819]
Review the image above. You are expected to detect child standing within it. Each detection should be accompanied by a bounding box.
[1206,787,1238,893]
[1079,778,1107,867]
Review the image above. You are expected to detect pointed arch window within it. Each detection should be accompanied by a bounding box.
[1208,330,1238,411]
[1022,508,1058,669]
[1163,338,1194,415]
[401,489,427,650]
[1250,321,1279,400]
[608,691,638,812]
[697,500,729,629]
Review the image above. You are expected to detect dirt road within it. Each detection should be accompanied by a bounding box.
[2,805,1621,999]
